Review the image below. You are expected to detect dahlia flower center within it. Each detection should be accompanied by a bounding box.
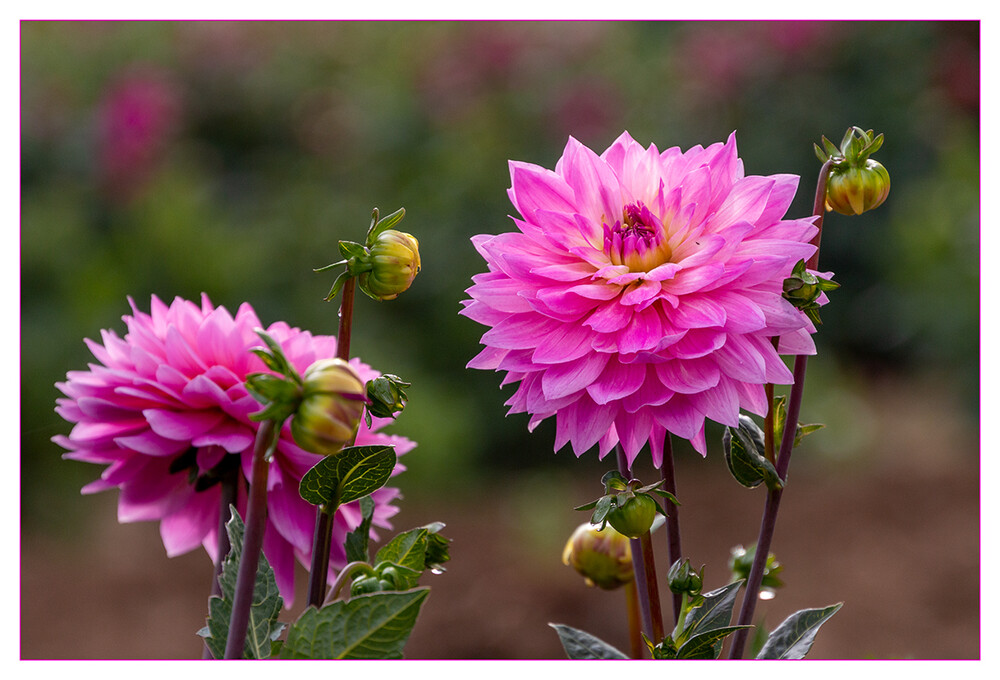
[603,202,672,272]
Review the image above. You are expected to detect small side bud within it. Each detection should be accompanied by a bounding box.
[358,229,421,301]
[562,522,633,590]
[291,358,366,455]
[667,558,704,597]
[366,374,411,421]
[729,543,784,597]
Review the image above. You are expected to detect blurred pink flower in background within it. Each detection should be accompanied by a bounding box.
[53,294,414,606]
[462,132,820,467]
[97,67,181,201]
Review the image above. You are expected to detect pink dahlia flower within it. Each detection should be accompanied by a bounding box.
[53,294,415,606]
[462,132,821,466]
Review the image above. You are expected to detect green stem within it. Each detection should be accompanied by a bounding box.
[223,419,277,659]
[323,561,376,605]
[727,159,831,660]
[306,277,357,608]
[659,435,682,626]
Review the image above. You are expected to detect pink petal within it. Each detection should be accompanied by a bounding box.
[144,408,225,442]
[508,160,576,219]
[160,488,217,557]
[586,359,646,404]
[541,352,610,401]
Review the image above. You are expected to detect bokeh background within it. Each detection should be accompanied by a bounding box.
[20,20,979,659]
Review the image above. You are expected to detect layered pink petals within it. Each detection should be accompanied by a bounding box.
[54,294,414,607]
[462,131,823,466]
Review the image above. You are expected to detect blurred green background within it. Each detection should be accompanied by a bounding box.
[20,21,979,659]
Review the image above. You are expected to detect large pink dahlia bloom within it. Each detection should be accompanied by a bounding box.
[53,294,415,606]
[461,132,820,466]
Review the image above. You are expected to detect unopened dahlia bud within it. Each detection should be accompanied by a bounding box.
[562,522,633,590]
[358,229,421,301]
[291,358,366,455]
[815,126,890,216]
[667,558,704,597]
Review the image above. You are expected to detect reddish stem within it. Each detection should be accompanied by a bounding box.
[306,277,357,608]
[726,160,831,660]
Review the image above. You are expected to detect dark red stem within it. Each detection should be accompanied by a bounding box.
[306,277,356,608]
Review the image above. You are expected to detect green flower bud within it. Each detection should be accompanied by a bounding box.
[290,358,366,455]
[562,522,633,590]
[826,159,890,216]
[729,543,784,595]
[365,374,410,421]
[815,126,890,216]
[358,229,421,301]
[667,558,704,597]
[350,574,382,596]
[606,493,657,539]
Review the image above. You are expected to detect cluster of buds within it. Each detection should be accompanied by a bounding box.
[562,522,633,590]
[317,207,421,303]
[815,127,890,216]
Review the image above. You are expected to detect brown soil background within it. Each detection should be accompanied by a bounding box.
[21,378,979,660]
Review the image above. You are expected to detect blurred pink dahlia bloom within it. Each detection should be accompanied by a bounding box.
[462,132,820,466]
[53,294,414,606]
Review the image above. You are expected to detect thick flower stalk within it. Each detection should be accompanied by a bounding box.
[53,294,415,606]
[462,132,821,466]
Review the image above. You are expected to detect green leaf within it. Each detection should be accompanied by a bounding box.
[680,580,744,643]
[549,624,629,659]
[344,495,376,563]
[197,506,285,659]
[676,625,753,659]
[299,445,396,508]
[756,603,843,659]
[375,527,429,574]
[280,588,429,659]
[723,415,783,490]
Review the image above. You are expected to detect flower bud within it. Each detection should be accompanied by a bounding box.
[667,558,704,597]
[562,522,633,590]
[290,358,366,455]
[358,229,421,301]
[826,159,890,215]
[606,493,657,539]
[815,126,890,216]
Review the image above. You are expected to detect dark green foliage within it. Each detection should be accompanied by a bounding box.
[197,507,285,659]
